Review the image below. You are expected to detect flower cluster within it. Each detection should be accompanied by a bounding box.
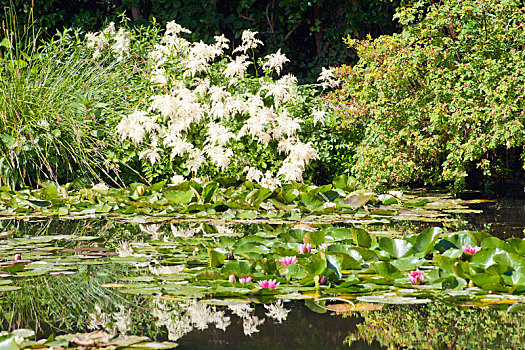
[86,22,130,61]
[83,21,330,185]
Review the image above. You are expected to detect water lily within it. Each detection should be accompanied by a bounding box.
[256,279,280,289]
[409,269,425,285]
[462,245,481,255]
[279,256,297,266]
[298,243,311,254]
[14,253,21,261]
[228,274,236,283]
[239,276,252,283]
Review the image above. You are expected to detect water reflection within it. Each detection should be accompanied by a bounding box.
[4,213,525,349]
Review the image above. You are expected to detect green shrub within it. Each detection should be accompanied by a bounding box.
[326,0,525,191]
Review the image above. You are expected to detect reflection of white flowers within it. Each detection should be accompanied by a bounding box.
[228,303,254,318]
[149,264,185,276]
[114,307,132,334]
[170,224,198,238]
[87,304,108,330]
[264,300,290,323]
[242,315,265,336]
[212,309,231,331]
[139,223,162,240]
[116,242,134,257]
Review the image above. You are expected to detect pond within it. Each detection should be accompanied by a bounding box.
[2,193,525,349]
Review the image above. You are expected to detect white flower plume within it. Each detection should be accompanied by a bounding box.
[263,49,289,75]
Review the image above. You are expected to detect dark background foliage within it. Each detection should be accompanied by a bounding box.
[0,0,400,82]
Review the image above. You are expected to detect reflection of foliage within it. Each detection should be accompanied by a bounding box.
[0,267,159,338]
[347,303,525,349]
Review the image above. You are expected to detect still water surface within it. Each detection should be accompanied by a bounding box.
[2,198,525,349]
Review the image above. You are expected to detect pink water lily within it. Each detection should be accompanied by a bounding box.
[256,279,280,289]
[298,243,311,254]
[409,269,425,285]
[462,245,481,255]
[279,256,297,266]
[239,276,252,283]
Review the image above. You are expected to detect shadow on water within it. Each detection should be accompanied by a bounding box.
[3,196,525,349]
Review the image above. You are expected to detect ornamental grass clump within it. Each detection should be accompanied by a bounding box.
[104,21,331,186]
[0,12,148,188]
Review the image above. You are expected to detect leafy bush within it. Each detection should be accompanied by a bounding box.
[326,0,525,191]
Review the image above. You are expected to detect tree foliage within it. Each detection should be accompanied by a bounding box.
[0,0,400,82]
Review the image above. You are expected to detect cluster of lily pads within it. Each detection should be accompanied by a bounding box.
[0,176,478,223]
[101,223,525,306]
[0,329,177,350]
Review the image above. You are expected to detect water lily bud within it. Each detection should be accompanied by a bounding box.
[14,253,21,261]
[136,185,145,196]
[319,275,329,285]
[228,274,236,283]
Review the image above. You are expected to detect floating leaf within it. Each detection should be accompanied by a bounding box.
[378,237,414,259]
[164,190,194,204]
[344,190,374,208]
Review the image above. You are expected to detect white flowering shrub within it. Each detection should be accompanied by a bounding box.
[86,21,339,187]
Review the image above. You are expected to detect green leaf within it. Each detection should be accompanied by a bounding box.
[208,248,227,268]
[413,227,443,254]
[164,190,194,204]
[299,192,324,208]
[372,261,404,279]
[305,299,327,314]
[42,186,58,199]
[201,181,219,203]
[0,335,19,350]
[351,227,374,248]
[246,188,273,207]
[221,261,253,275]
[150,180,167,192]
[378,237,414,258]
[305,256,327,275]
[332,174,356,192]
[303,230,325,247]
[507,303,525,313]
[390,257,424,272]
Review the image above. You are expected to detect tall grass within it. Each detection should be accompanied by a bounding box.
[0,7,147,188]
